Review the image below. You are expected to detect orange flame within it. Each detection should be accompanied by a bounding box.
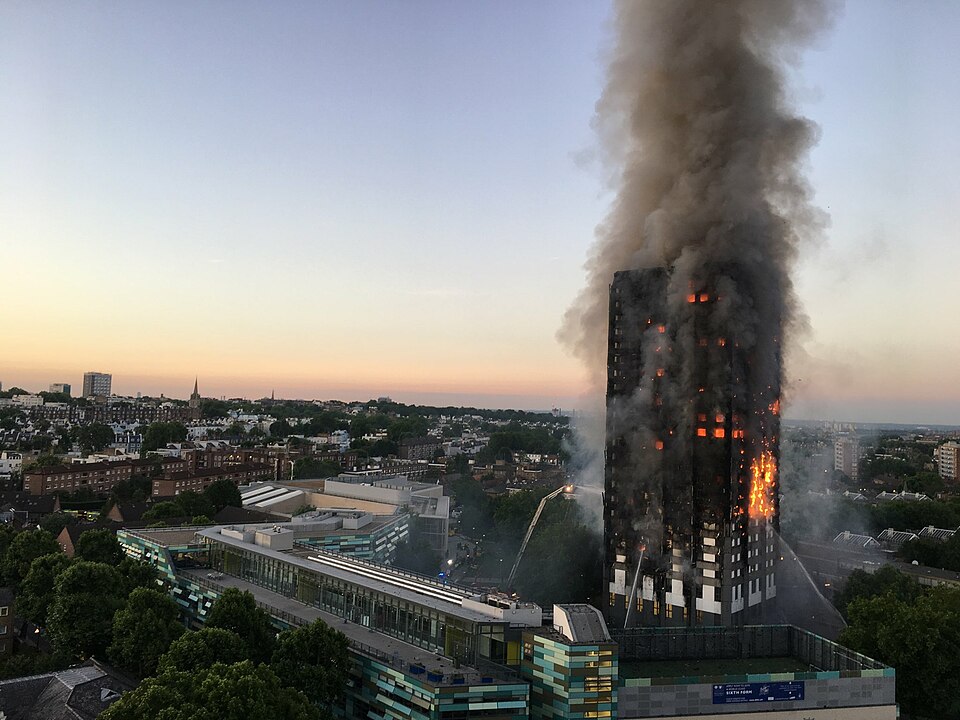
[749,451,776,519]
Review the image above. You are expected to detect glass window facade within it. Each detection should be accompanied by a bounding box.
[206,538,507,666]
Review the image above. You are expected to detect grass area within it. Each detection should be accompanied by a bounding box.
[619,656,811,679]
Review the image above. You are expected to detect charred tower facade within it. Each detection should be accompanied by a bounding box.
[603,268,781,629]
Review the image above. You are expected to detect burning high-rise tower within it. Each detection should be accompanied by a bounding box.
[603,267,781,628]
[559,1,830,628]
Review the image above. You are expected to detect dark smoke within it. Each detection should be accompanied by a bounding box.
[561,0,832,389]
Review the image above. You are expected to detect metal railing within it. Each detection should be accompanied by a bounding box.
[611,624,889,673]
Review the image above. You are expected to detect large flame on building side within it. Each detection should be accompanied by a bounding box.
[749,450,777,519]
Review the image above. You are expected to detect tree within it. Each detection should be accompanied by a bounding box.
[141,421,188,454]
[108,587,185,677]
[224,422,247,438]
[205,588,276,662]
[367,438,399,457]
[200,398,231,419]
[108,475,153,502]
[39,511,76,536]
[203,478,242,512]
[142,501,183,521]
[99,661,320,720]
[448,453,470,477]
[269,419,293,438]
[834,566,923,618]
[2,529,60,589]
[514,521,602,607]
[493,488,551,547]
[118,556,161,595]
[392,516,442,575]
[173,490,214,518]
[840,588,960,719]
[75,529,124,565]
[271,619,350,706]
[31,453,65,469]
[158,627,250,673]
[47,561,126,658]
[19,553,72,626]
[901,532,960,572]
[293,458,342,480]
[0,647,71,680]
[72,423,115,454]
[386,416,429,443]
[450,475,493,536]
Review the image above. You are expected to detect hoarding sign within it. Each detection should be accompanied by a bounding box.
[712,681,804,704]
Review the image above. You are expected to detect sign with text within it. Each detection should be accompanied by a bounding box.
[712,681,805,704]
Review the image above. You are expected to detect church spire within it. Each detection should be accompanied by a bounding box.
[189,377,201,411]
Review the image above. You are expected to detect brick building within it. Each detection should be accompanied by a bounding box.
[398,436,442,461]
[151,463,273,497]
[0,588,13,657]
[23,457,188,496]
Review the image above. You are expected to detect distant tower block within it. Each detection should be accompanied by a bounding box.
[603,269,781,629]
[82,372,112,398]
[834,435,860,480]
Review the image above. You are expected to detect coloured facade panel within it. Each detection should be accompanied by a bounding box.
[521,630,618,720]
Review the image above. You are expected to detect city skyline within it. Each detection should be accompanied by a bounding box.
[3,1,959,423]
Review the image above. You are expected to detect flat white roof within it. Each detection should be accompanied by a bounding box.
[254,489,302,507]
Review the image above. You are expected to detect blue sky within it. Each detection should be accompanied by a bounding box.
[1,1,958,423]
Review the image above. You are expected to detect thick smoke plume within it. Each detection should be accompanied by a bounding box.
[562,0,833,486]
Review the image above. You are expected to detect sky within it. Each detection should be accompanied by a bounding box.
[1,1,958,423]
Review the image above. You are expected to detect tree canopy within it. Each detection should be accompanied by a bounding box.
[18,552,71,626]
[141,421,188,454]
[72,423,115,454]
[108,588,185,677]
[271,619,350,706]
[99,661,320,720]
[47,561,127,658]
[75,529,125,565]
[834,566,924,618]
[840,587,960,719]
[204,478,242,511]
[158,627,250,674]
[1,529,60,589]
[205,588,276,662]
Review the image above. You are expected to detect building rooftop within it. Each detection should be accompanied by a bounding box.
[919,525,957,542]
[876,491,930,502]
[124,527,210,548]
[179,568,520,686]
[553,604,611,644]
[195,524,540,625]
[833,531,881,549]
[0,659,135,720]
[878,528,919,546]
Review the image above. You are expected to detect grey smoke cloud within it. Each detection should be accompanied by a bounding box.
[560,0,834,389]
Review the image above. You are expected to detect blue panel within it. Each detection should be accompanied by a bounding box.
[712,681,804,704]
